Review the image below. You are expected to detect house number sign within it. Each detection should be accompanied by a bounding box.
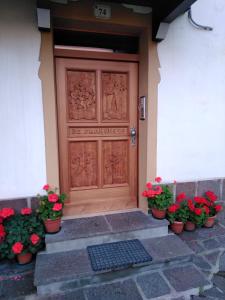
[94,4,111,19]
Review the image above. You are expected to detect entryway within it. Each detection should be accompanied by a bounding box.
[55,53,138,216]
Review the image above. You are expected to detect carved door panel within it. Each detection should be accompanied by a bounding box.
[56,58,138,215]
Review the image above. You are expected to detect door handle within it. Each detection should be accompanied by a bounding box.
[130,127,136,145]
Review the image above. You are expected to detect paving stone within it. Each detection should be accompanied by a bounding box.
[212,274,225,292]
[219,252,225,271]
[163,264,210,292]
[34,250,93,286]
[202,239,220,250]
[105,211,168,233]
[180,224,225,242]
[192,255,212,270]
[0,198,27,213]
[142,235,193,262]
[136,272,171,298]
[197,180,221,198]
[0,259,35,277]
[84,279,143,300]
[38,289,85,300]
[171,297,185,300]
[216,235,225,246]
[201,287,225,299]
[204,251,220,266]
[0,271,35,299]
[176,182,196,199]
[185,240,205,254]
[46,216,111,243]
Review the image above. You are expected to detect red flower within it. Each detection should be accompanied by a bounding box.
[147,189,157,198]
[146,182,152,189]
[174,180,177,184]
[21,208,32,215]
[12,242,23,254]
[142,191,148,197]
[155,177,162,183]
[194,197,208,205]
[205,191,217,202]
[43,184,50,191]
[176,193,186,202]
[215,205,222,213]
[155,186,163,195]
[0,224,6,240]
[187,199,195,211]
[203,206,210,215]
[52,203,62,211]
[48,193,59,203]
[30,234,40,245]
[168,204,180,213]
[0,208,15,219]
[194,208,202,216]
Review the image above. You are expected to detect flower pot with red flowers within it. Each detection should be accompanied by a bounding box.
[37,185,67,233]
[142,177,173,219]
[167,202,188,234]
[202,191,222,228]
[0,208,45,263]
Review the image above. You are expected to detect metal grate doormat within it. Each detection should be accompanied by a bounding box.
[87,239,152,272]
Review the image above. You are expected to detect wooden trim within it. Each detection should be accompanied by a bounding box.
[54,49,139,62]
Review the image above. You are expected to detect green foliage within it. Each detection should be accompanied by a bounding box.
[148,185,173,210]
[0,213,45,260]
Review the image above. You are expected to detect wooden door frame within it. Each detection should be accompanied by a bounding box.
[39,16,159,214]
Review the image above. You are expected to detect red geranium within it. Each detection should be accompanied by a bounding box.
[168,204,180,213]
[194,208,202,216]
[205,190,217,202]
[146,182,152,189]
[155,177,162,183]
[21,207,32,215]
[48,193,59,203]
[215,205,222,213]
[176,193,186,203]
[0,208,15,219]
[203,206,210,215]
[12,242,23,254]
[43,184,50,191]
[0,224,6,240]
[52,203,62,211]
[30,233,40,245]
[187,199,195,211]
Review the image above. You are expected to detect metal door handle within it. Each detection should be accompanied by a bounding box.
[130,127,136,145]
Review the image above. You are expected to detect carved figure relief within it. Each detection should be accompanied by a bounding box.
[67,71,96,121]
[70,142,97,188]
[102,72,128,121]
[103,141,128,185]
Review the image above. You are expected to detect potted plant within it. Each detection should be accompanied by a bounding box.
[201,191,222,228]
[0,208,45,264]
[142,177,173,219]
[37,184,67,233]
[185,199,197,231]
[167,202,188,234]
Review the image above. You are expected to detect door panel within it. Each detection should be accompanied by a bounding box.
[56,58,138,215]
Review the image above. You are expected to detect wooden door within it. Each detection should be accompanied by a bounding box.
[56,57,138,215]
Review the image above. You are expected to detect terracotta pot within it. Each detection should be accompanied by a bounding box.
[44,218,61,233]
[185,221,196,232]
[170,221,184,234]
[17,252,32,265]
[204,216,216,228]
[151,208,166,219]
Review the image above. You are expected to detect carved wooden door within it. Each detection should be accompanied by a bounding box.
[56,58,138,215]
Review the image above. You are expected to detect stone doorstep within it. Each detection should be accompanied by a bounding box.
[45,211,169,253]
[34,234,194,295]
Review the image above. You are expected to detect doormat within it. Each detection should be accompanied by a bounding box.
[87,239,152,272]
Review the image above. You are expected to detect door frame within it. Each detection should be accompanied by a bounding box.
[39,9,159,214]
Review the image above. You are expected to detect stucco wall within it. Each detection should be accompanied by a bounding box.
[157,0,225,181]
[0,0,46,198]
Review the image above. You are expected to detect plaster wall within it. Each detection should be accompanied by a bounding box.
[157,0,225,181]
[0,0,46,198]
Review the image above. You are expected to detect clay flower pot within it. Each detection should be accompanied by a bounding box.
[151,208,166,219]
[204,215,216,228]
[17,252,32,265]
[185,221,196,232]
[170,221,184,234]
[44,218,61,233]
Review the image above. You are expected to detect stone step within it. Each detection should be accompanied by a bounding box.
[34,234,195,296]
[45,210,169,253]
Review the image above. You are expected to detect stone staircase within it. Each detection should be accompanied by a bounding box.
[34,210,212,299]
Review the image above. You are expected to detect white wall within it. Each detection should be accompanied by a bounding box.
[157,0,225,181]
[0,0,46,198]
